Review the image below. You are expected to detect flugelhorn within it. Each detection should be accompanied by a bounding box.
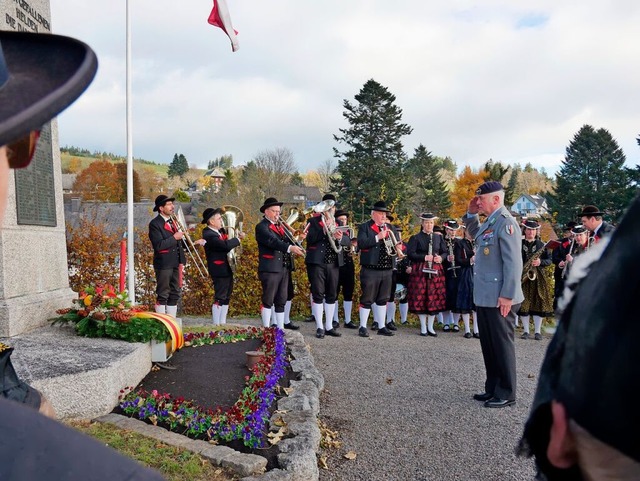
[170,207,208,278]
[221,205,244,274]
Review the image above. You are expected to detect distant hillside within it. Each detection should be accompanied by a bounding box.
[60,150,169,176]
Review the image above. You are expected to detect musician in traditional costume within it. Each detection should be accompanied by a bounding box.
[406,213,447,337]
[200,208,245,325]
[356,201,398,337]
[455,226,478,338]
[305,194,344,339]
[518,220,553,340]
[557,225,591,284]
[442,220,462,332]
[255,197,305,329]
[149,195,185,318]
[551,222,576,310]
[333,210,358,329]
[384,220,409,329]
[579,204,614,242]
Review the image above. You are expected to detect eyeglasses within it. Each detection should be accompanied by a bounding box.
[7,130,40,169]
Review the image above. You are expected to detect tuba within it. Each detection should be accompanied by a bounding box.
[221,205,244,273]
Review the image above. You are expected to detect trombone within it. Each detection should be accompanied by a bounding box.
[170,206,208,278]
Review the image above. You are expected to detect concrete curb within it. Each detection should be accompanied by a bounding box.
[95,328,324,480]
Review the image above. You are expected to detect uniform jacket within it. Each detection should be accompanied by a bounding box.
[255,217,292,273]
[463,206,524,307]
[406,231,447,263]
[454,238,475,268]
[357,219,394,267]
[593,221,614,241]
[304,215,344,267]
[203,227,240,278]
[148,214,186,270]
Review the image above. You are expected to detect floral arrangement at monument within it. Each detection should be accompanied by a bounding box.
[51,284,171,343]
[118,326,287,448]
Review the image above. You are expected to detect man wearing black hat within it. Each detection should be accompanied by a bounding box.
[332,209,358,329]
[149,195,186,318]
[200,207,245,326]
[462,181,523,408]
[0,29,164,481]
[518,220,553,340]
[579,205,614,242]
[356,201,399,337]
[551,222,577,309]
[255,198,305,329]
[519,193,640,480]
[305,194,344,338]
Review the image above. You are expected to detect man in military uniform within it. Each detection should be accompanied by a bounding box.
[463,181,523,408]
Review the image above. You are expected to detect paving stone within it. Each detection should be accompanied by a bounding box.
[220,452,268,477]
[277,450,319,481]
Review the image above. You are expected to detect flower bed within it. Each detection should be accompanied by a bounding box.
[119,326,287,449]
[51,284,170,343]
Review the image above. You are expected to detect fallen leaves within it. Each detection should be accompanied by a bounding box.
[319,420,341,450]
[385,378,393,384]
[267,426,288,445]
[343,451,357,460]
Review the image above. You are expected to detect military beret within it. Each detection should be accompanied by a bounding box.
[475,181,504,196]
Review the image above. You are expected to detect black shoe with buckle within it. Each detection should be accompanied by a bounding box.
[473,392,493,402]
[316,328,325,339]
[325,329,342,337]
[386,321,398,331]
[427,330,438,337]
[344,321,358,329]
[452,324,460,332]
[443,325,451,332]
[377,326,394,336]
[464,332,472,339]
[484,397,516,408]
[358,327,369,338]
[284,322,299,330]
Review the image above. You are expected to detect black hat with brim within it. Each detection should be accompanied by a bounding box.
[334,209,349,219]
[520,192,640,476]
[571,225,587,235]
[322,193,337,202]
[370,201,391,213]
[260,197,283,213]
[523,220,540,230]
[153,195,175,212]
[201,207,223,224]
[578,205,604,217]
[444,220,460,230]
[0,30,98,146]
[419,213,438,221]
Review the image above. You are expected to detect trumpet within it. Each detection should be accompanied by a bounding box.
[382,225,405,259]
[170,207,208,278]
[221,205,244,274]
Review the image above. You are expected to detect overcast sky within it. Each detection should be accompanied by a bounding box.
[50,0,640,175]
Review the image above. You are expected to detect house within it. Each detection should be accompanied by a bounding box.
[203,167,226,193]
[511,193,549,217]
[280,185,322,209]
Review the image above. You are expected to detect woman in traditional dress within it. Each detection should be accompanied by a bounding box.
[406,213,447,336]
[455,226,478,338]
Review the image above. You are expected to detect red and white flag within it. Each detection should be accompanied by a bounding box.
[208,0,239,52]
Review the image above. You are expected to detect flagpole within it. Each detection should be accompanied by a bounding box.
[126,0,135,303]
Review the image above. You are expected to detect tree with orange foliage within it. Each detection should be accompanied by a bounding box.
[449,166,488,219]
[72,160,142,202]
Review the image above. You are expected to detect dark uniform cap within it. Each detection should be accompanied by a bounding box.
[201,207,223,224]
[444,219,460,230]
[153,195,175,212]
[475,181,504,196]
[370,201,391,213]
[419,212,438,220]
[578,205,604,217]
[260,197,283,213]
[519,192,640,478]
[523,220,540,230]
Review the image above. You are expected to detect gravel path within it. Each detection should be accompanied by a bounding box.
[299,320,546,481]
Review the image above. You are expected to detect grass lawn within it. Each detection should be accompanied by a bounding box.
[60,152,169,175]
[67,421,238,481]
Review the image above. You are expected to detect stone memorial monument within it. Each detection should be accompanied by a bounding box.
[0,0,76,337]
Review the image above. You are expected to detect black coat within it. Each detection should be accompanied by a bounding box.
[148,215,185,270]
[255,217,291,273]
[406,231,447,263]
[305,215,344,267]
[593,221,614,240]
[203,227,240,278]
[357,219,395,267]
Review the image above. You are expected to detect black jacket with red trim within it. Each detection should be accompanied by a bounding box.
[255,217,292,273]
[357,219,395,267]
[148,214,185,270]
[203,227,240,278]
[304,215,345,267]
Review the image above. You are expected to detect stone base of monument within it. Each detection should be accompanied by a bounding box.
[4,324,151,419]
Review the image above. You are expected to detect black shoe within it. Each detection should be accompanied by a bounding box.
[371,322,379,331]
[420,332,428,337]
[386,321,398,331]
[316,328,325,339]
[464,332,472,339]
[332,320,339,329]
[427,330,438,337]
[443,325,451,332]
[521,332,529,340]
[452,325,460,332]
[377,326,394,336]
[473,332,480,339]
[284,322,299,330]
[344,321,358,329]
[304,315,316,323]
[325,329,342,337]
[358,327,369,338]
[484,398,516,408]
[534,333,542,341]
[473,392,493,402]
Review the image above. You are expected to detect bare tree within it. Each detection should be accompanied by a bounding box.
[317,158,336,195]
[253,147,297,198]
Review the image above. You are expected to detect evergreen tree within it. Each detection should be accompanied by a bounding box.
[290,172,305,186]
[505,166,521,206]
[405,144,451,218]
[207,155,233,170]
[168,153,189,178]
[331,79,412,222]
[550,124,631,223]
[483,160,509,182]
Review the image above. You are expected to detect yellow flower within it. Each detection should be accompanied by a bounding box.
[84,295,93,306]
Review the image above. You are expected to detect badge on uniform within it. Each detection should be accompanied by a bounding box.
[483,247,490,256]
[505,225,514,236]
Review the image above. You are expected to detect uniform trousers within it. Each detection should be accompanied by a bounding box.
[307,263,339,304]
[154,267,181,305]
[212,276,233,305]
[359,267,392,308]
[476,303,520,401]
[259,270,288,312]
[337,263,355,302]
